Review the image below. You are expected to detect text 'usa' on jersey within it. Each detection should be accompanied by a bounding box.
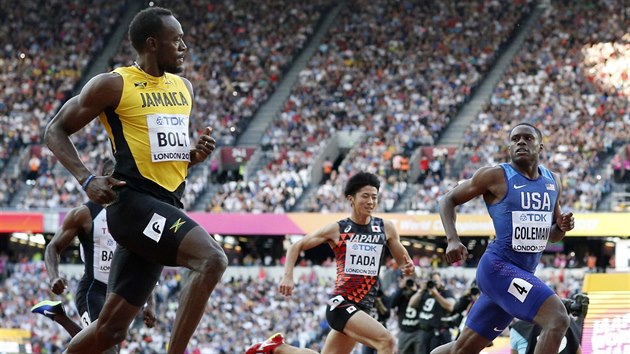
[487,164,559,272]
[332,217,388,310]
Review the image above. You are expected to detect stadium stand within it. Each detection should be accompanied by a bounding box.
[2,258,587,354]
[406,0,630,213]
[208,0,534,213]
[0,1,628,351]
[1,0,332,210]
[0,0,127,208]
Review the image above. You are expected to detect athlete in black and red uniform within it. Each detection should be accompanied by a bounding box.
[247,172,415,354]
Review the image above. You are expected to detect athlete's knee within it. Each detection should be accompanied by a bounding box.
[542,310,570,334]
[372,331,396,352]
[95,319,128,346]
[430,342,453,354]
[199,246,228,275]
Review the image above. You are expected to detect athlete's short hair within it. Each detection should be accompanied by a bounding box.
[344,172,380,197]
[510,122,542,141]
[128,7,174,52]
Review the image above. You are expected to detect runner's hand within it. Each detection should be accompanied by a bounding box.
[190,126,215,165]
[85,176,125,205]
[400,254,415,277]
[279,275,295,296]
[556,212,574,232]
[444,241,468,264]
[50,277,68,295]
[142,305,157,328]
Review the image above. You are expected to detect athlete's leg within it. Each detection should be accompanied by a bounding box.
[31,301,82,337]
[431,293,512,354]
[64,293,139,354]
[65,246,158,353]
[320,330,358,354]
[55,314,83,337]
[168,226,228,354]
[430,326,490,354]
[531,294,570,354]
[330,311,395,354]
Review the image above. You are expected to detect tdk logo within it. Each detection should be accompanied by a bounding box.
[519,213,547,222]
[352,244,378,252]
[156,116,186,126]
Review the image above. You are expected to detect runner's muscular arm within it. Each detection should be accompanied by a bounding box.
[44,73,125,205]
[549,172,574,243]
[45,205,92,295]
[384,219,414,277]
[440,166,504,264]
[279,222,339,296]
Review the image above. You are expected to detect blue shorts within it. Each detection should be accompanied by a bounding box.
[466,252,554,340]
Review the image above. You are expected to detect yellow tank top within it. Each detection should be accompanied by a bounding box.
[99,66,193,200]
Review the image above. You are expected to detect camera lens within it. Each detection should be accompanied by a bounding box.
[427,280,435,289]
[406,279,415,288]
[470,287,480,295]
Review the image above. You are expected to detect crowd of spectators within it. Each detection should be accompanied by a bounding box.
[0,252,588,354]
[2,0,331,210]
[406,0,630,213]
[207,149,310,213]
[0,0,126,208]
[238,0,532,213]
[2,0,628,214]
[109,0,331,147]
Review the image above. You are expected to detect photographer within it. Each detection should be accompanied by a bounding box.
[409,272,456,354]
[389,276,422,354]
[510,293,589,354]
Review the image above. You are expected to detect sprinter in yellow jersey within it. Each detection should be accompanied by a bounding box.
[44,7,228,354]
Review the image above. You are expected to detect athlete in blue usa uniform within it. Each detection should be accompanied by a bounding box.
[432,123,575,354]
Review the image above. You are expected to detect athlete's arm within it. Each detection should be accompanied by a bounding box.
[384,219,414,277]
[45,205,91,295]
[44,73,125,205]
[279,222,338,296]
[440,166,503,264]
[549,172,574,243]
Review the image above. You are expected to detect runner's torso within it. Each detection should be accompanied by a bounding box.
[99,66,193,206]
[332,217,387,309]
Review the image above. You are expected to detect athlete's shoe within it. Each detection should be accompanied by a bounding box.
[245,332,285,354]
[31,300,65,320]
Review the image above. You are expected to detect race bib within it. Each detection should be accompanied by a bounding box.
[93,209,115,275]
[147,114,190,162]
[344,241,383,276]
[98,233,116,273]
[511,211,552,253]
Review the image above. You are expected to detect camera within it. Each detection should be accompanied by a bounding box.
[426,280,436,289]
[470,286,480,296]
[406,278,416,288]
[562,293,589,317]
